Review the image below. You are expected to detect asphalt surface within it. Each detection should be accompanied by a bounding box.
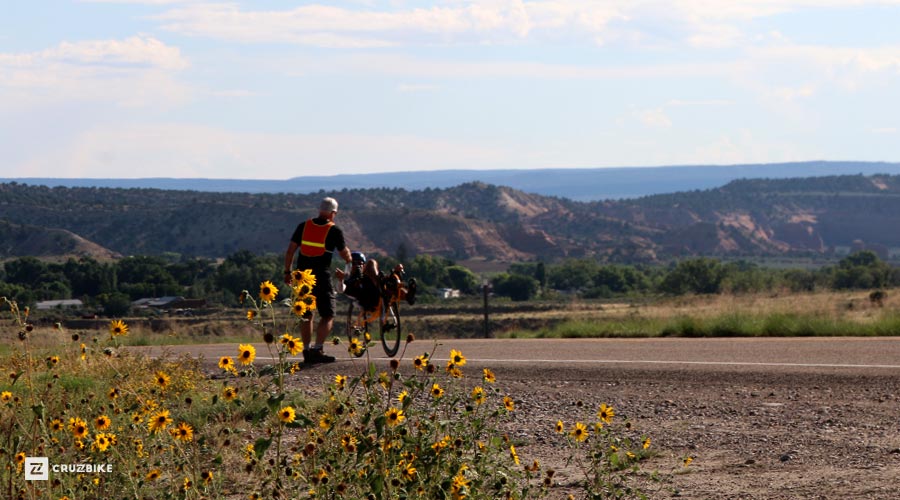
[132,336,900,376]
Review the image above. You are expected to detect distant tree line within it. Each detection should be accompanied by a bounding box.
[493,250,900,301]
[2,250,898,315]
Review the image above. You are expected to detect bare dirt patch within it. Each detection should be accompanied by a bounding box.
[285,361,900,499]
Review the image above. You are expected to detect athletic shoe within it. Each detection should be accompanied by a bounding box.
[303,349,335,365]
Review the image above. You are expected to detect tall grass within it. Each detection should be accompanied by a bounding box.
[504,310,900,338]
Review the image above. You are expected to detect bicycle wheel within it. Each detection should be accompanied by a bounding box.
[345,301,367,358]
[380,301,401,357]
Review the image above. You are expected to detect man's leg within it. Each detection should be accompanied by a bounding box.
[316,316,334,346]
[304,269,337,364]
[300,316,313,349]
[305,315,335,364]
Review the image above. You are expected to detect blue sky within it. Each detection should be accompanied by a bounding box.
[2,0,900,179]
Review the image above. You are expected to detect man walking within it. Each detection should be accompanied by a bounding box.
[284,197,352,364]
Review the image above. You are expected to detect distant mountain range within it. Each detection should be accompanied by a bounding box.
[2,172,900,263]
[5,161,900,201]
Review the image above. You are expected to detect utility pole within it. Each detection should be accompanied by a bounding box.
[482,280,491,338]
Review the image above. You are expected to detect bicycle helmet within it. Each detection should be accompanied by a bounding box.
[351,252,366,264]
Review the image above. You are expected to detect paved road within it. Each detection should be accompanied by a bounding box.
[132,336,900,375]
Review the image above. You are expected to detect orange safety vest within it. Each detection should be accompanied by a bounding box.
[299,219,334,257]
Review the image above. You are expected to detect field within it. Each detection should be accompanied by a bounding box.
[52,289,900,347]
[3,289,899,499]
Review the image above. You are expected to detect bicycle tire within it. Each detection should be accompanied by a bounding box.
[380,301,401,357]
[345,301,367,358]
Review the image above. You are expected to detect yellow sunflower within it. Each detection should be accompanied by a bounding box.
[238,344,256,365]
[449,349,467,366]
[334,374,347,390]
[347,337,364,355]
[50,418,64,432]
[301,294,317,310]
[148,409,173,434]
[109,320,129,337]
[286,337,303,356]
[246,310,257,321]
[93,433,113,452]
[171,422,194,442]
[413,354,428,371]
[430,383,444,399]
[597,403,615,424]
[278,406,296,424]
[1,391,12,403]
[154,370,170,389]
[69,417,88,439]
[145,469,161,481]
[570,422,589,442]
[291,300,308,317]
[503,396,515,412]
[555,420,565,434]
[471,386,486,405]
[385,407,406,427]
[218,356,235,372]
[292,269,316,289]
[95,415,111,431]
[401,461,417,482]
[341,434,358,453]
[482,368,496,384]
[510,445,520,465]
[222,386,238,401]
[259,280,279,303]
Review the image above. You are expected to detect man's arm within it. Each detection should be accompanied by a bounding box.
[283,241,299,284]
[338,246,352,264]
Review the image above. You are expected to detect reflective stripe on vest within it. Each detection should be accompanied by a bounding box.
[299,219,334,257]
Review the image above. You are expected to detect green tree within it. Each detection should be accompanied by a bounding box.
[215,251,279,304]
[63,257,108,297]
[491,273,539,301]
[445,265,479,295]
[4,256,49,287]
[659,258,726,295]
[547,259,600,291]
[116,256,183,300]
[408,254,452,288]
[832,251,892,290]
[587,265,650,297]
[99,292,132,317]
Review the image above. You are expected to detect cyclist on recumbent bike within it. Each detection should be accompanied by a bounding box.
[341,252,417,316]
[339,252,417,357]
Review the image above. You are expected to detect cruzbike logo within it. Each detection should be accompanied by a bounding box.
[24,457,48,481]
[24,457,112,481]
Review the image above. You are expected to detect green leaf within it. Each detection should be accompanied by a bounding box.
[252,406,270,424]
[31,403,45,420]
[253,438,272,459]
[266,393,285,411]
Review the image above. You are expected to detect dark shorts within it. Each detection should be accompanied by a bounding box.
[311,270,336,319]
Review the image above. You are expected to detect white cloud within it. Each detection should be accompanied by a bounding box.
[142,1,900,50]
[0,36,190,108]
[151,1,626,47]
[871,127,897,134]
